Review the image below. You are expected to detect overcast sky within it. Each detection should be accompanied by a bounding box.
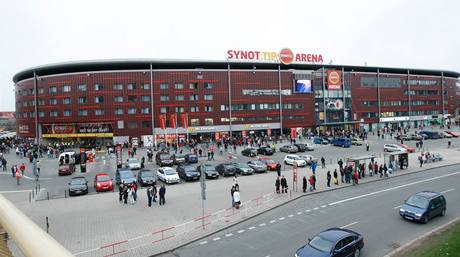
[1,0,459,111]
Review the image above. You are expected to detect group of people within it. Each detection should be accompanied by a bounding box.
[275,176,288,194]
[118,181,166,206]
[230,178,241,208]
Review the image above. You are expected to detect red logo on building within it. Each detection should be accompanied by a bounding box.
[279,48,294,65]
[327,70,342,90]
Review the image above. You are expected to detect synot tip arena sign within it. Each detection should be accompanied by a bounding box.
[226,48,323,65]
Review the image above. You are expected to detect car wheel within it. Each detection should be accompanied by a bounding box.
[422,215,429,224]
[284,161,288,165]
[354,248,360,257]
[441,208,446,216]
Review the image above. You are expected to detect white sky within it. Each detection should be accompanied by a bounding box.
[1,0,459,111]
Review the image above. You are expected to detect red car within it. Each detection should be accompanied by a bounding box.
[445,131,459,137]
[94,173,113,192]
[398,144,415,153]
[258,157,278,171]
[58,164,75,176]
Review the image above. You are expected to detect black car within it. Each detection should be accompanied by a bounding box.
[115,168,137,186]
[215,163,237,176]
[241,147,257,157]
[137,169,156,187]
[295,228,364,257]
[293,143,308,152]
[185,153,198,163]
[176,164,201,181]
[156,152,174,166]
[257,146,274,155]
[68,176,89,196]
[197,164,219,179]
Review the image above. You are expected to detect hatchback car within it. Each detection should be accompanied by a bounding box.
[383,144,405,152]
[197,164,220,179]
[156,152,174,166]
[399,191,446,223]
[172,154,186,165]
[241,147,257,157]
[115,168,137,186]
[215,163,237,176]
[295,228,364,257]
[284,154,307,167]
[185,153,198,163]
[137,169,156,187]
[257,146,274,155]
[157,167,180,184]
[246,160,267,173]
[445,131,459,137]
[351,138,363,146]
[127,158,141,170]
[280,145,299,153]
[58,164,75,176]
[176,164,200,181]
[94,173,113,192]
[231,162,254,175]
[68,176,89,196]
[258,157,278,171]
[293,143,308,152]
[398,144,415,153]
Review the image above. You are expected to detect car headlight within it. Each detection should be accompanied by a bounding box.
[295,253,299,257]
[399,208,405,213]
[415,213,422,217]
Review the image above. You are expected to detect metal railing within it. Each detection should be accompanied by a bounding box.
[0,194,74,257]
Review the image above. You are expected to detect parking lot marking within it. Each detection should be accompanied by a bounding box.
[248,226,256,230]
[259,223,266,227]
[237,229,245,234]
[288,214,294,218]
[340,221,358,229]
[199,241,208,245]
[213,237,221,241]
[441,188,455,194]
[225,233,233,237]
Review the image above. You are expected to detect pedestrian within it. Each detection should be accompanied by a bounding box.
[123,185,128,204]
[311,161,317,175]
[207,151,211,161]
[275,177,281,194]
[128,186,135,204]
[233,189,241,209]
[118,182,124,202]
[11,165,15,177]
[141,156,145,169]
[333,169,338,185]
[233,176,239,191]
[210,150,215,160]
[337,159,343,170]
[19,163,25,176]
[152,184,157,202]
[353,170,359,185]
[448,140,451,148]
[302,176,307,193]
[416,141,419,149]
[340,167,344,183]
[281,176,288,193]
[383,164,388,177]
[231,186,236,206]
[16,168,21,185]
[36,160,40,175]
[132,183,137,203]
[321,157,326,168]
[147,185,153,207]
[379,164,384,178]
[159,185,166,205]
[326,171,331,187]
[276,162,281,177]
[366,142,369,152]
[1,157,6,171]
[419,154,423,167]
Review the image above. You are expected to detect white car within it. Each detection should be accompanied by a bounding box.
[299,154,318,164]
[157,167,180,184]
[305,143,314,151]
[383,144,405,152]
[441,131,453,138]
[127,158,141,170]
[284,154,307,167]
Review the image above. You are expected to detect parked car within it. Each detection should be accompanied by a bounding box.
[94,173,113,192]
[215,163,237,176]
[197,164,219,179]
[351,137,363,146]
[230,162,254,175]
[137,169,156,186]
[126,158,141,170]
[399,191,446,224]
[313,136,329,145]
[241,147,257,157]
[257,146,274,155]
[68,176,89,196]
[58,164,75,176]
[246,160,267,173]
[429,153,443,162]
[445,131,459,137]
[304,143,314,151]
[293,143,308,152]
[295,228,364,257]
[185,153,199,163]
[398,144,415,153]
[332,138,351,148]
[156,152,174,166]
[115,168,137,185]
[284,154,307,167]
[258,157,278,171]
[441,131,453,138]
[176,164,200,181]
[172,154,186,165]
[418,131,441,139]
[299,154,318,165]
[383,144,405,152]
[279,145,299,153]
[157,167,180,184]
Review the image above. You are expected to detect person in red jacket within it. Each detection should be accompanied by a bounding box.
[353,170,359,185]
[19,163,26,176]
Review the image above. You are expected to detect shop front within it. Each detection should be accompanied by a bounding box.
[41,123,113,147]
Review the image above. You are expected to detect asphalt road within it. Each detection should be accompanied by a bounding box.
[158,164,460,257]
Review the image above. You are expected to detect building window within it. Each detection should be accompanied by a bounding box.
[38,88,44,94]
[128,122,138,129]
[23,101,28,107]
[95,109,105,116]
[115,109,124,115]
[63,98,71,105]
[78,84,87,91]
[141,107,150,114]
[204,106,213,112]
[49,86,57,94]
[128,95,138,102]
[175,95,184,101]
[38,99,45,106]
[94,84,104,91]
[29,89,35,95]
[160,107,169,114]
[128,108,136,114]
[95,96,104,103]
[220,105,228,111]
[79,110,88,116]
[38,111,45,118]
[117,120,124,129]
[142,121,150,128]
[204,83,213,89]
[189,83,198,89]
[190,119,200,126]
[143,83,151,90]
[50,111,58,117]
[114,96,124,102]
[160,95,170,101]
[63,110,72,116]
[127,83,137,90]
[113,84,123,90]
[49,98,57,105]
[204,94,213,100]
[175,107,185,113]
[141,96,151,102]
[191,106,199,112]
[190,94,199,101]
[160,83,169,89]
[205,118,214,125]
[175,83,184,89]
[78,97,87,104]
[63,85,71,92]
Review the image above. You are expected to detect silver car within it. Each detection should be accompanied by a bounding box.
[246,160,267,173]
[279,145,299,153]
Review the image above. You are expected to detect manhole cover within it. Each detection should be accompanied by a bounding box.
[389,243,401,249]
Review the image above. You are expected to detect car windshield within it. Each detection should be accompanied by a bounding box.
[291,156,301,160]
[175,154,185,158]
[187,154,197,158]
[141,171,154,178]
[235,163,249,168]
[71,178,86,185]
[128,159,139,163]
[183,166,196,172]
[120,171,134,179]
[252,161,264,165]
[164,169,176,175]
[160,154,171,159]
[97,175,110,182]
[308,235,334,252]
[406,195,430,209]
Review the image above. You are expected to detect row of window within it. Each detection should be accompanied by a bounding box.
[160,83,213,90]
[160,94,213,101]
[220,115,302,122]
[220,103,304,111]
[362,110,440,118]
[362,100,440,107]
[159,106,214,113]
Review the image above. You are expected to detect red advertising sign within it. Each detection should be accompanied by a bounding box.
[291,128,297,138]
[215,132,220,141]
[279,48,294,65]
[170,114,177,129]
[53,125,75,134]
[327,70,342,90]
[159,115,166,130]
[180,113,188,128]
[267,128,272,136]
[242,130,247,137]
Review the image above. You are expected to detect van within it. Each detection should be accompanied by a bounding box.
[59,152,75,165]
[399,191,446,223]
[331,138,351,148]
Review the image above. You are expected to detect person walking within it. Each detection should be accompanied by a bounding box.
[333,169,339,185]
[16,167,21,185]
[118,182,124,202]
[379,164,384,178]
[233,189,241,209]
[19,163,25,176]
[147,185,153,207]
[418,154,424,168]
[231,186,236,206]
[448,140,452,148]
[123,184,128,204]
[159,185,166,206]
[11,165,16,177]
[275,177,281,194]
[281,176,288,193]
[321,157,326,168]
[132,183,138,203]
[302,176,307,193]
[326,171,331,187]
[152,184,157,203]
[366,142,369,151]
[276,162,281,177]
[340,167,344,183]
[1,157,6,171]
[36,160,40,175]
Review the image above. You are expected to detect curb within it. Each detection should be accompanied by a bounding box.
[382,216,460,257]
[152,161,460,256]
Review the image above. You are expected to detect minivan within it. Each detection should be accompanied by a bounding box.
[331,138,351,148]
[399,191,446,223]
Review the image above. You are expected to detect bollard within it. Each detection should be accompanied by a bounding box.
[46,216,49,233]
[29,192,31,203]
[64,190,67,198]
[47,192,49,200]
[32,189,34,199]
[38,183,40,191]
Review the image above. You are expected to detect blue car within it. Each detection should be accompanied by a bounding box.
[314,137,329,145]
[399,191,446,224]
[295,228,364,257]
[331,138,351,148]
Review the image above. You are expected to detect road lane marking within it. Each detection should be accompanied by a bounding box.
[213,237,221,241]
[259,223,266,226]
[269,220,276,223]
[306,210,311,212]
[340,221,358,229]
[225,233,233,237]
[329,171,460,206]
[288,214,294,218]
[321,205,327,208]
[248,226,256,230]
[237,229,245,233]
[441,188,455,194]
[297,212,302,215]
[313,207,319,210]
[279,217,285,220]
[199,241,208,245]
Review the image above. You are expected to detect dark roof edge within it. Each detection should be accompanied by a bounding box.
[13,58,460,83]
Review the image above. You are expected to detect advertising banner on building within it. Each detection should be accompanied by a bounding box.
[290,128,297,138]
[42,123,113,138]
[142,135,154,147]
[267,128,272,136]
[215,132,220,141]
[326,99,344,110]
[180,113,188,128]
[170,114,177,129]
[159,115,166,130]
[327,70,342,90]
[242,130,247,137]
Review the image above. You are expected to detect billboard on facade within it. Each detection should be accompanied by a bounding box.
[294,80,312,93]
[326,99,344,110]
[327,70,342,90]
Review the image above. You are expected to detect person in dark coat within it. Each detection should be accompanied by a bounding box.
[302,176,307,193]
[159,185,166,205]
[118,182,124,202]
[231,186,236,206]
[152,184,157,202]
[280,176,288,193]
[275,177,281,194]
[321,157,326,168]
[333,169,339,185]
[326,171,331,187]
[276,162,281,177]
[147,185,153,207]
[123,185,128,204]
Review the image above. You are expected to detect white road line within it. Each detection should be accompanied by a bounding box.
[321,205,327,208]
[259,223,266,227]
[288,214,294,218]
[306,210,311,212]
[297,212,303,215]
[393,205,401,210]
[340,221,358,229]
[441,188,455,194]
[248,226,256,230]
[313,207,319,210]
[199,241,208,245]
[0,190,35,194]
[269,220,276,223]
[237,229,245,233]
[225,233,233,237]
[329,171,460,206]
[213,237,221,241]
[279,217,285,220]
